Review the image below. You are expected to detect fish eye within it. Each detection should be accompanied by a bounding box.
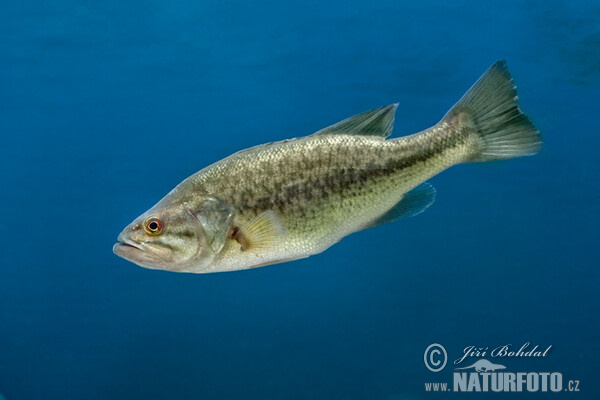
[144,216,163,236]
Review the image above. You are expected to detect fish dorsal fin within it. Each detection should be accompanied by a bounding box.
[313,104,398,138]
[367,183,436,228]
[234,211,287,251]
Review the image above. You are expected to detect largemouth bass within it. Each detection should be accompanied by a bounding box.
[114,61,541,273]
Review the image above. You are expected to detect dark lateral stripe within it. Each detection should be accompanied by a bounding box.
[153,242,175,250]
[243,131,463,214]
[177,230,196,239]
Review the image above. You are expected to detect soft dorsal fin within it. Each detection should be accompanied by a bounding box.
[367,183,436,228]
[313,104,398,138]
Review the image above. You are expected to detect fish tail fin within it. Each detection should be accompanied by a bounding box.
[443,60,542,162]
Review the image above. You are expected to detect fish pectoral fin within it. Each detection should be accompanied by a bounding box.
[312,104,398,138]
[233,211,287,251]
[367,183,436,228]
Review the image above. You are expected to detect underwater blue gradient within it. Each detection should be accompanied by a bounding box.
[1,1,598,399]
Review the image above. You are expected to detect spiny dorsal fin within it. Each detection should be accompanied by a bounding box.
[234,210,287,251]
[313,104,398,138]
[367,183,436,228]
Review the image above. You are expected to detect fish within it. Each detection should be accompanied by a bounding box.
[113,60,541,273]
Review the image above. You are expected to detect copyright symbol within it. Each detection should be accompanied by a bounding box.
[424,343,447,372]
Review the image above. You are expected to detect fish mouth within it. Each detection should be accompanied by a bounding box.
[113,233,143,250]
[112,237,157,268]
[115,238,142,250]
[113,239,143,258]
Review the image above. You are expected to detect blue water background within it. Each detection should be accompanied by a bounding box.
[1,1,598,399]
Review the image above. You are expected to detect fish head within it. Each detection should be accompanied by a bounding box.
[113,196,234,272]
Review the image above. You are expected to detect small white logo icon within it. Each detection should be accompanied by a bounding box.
[454,359,506,372]
[424,343,447,372]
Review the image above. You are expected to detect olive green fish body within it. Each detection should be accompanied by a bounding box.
[114,61,541,273]
[171,125,466,272]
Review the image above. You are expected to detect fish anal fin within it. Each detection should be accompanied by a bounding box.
[368,183,436,228]
[233,211,287,251]
[313,104,398,138]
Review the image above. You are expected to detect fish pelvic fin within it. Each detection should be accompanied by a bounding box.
[443,60,542,162]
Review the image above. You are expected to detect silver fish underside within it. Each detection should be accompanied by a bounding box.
[114,61,541,273]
